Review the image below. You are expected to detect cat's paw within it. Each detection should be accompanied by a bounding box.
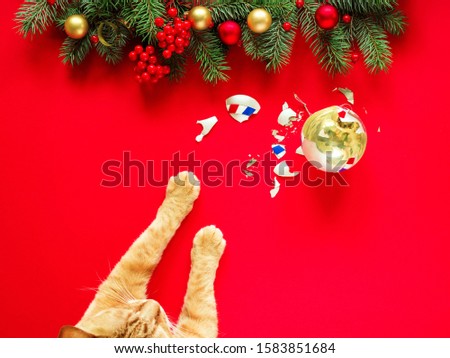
[192,225,226,261]
[166,171,200,203]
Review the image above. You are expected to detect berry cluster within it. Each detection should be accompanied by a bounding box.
[127,8,192,84]
[128,45,171,84]
[154,8,192,59]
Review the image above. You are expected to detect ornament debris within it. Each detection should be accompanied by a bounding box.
[226,95,261,123]
[274,161,299,177]
[270,178,281,198]
[272,144,286,159]
[334,87,354,105]
[195,116,218,142]
[278,102,298,127]
[272,130,286,143]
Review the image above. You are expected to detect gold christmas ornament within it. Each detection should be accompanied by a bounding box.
[247,8,272,34]
[301,106,367,172]
[64,14,89,39]
[188,6,213,31]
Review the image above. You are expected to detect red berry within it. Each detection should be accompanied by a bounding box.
[47,0,56,5]
[182,21,191,30]
[90,35,99,44]
[175,37,184,47]
[167,8,178,18]
[351,52,360,63]
[342,14,352,24]
[158,41,167,49]
[135,75,142,83]
[208,21,215,29]
[296,0,305,8]
[162,50,172,59]
[156,65,163,74]
[174,23,183,33]
[145,45,155,54]
[174,17,182,24]
[166,35,174,44]
[147,65,156,74]
[154,17,164,27]
[141,72,150,82]
[168,44,176,52]
[128,51,138,61]
[282,22,292,31]
[150,78,159,84]
[148,55,157,64]
[175,48,184,54]
[183,39,190,47]
[164,25,173,35]
[156,31,166,41]
[139,52,149,62]
[137,61,147,70]
[180,30,188,38]
[134,45,144,54]
[162,66,171,75]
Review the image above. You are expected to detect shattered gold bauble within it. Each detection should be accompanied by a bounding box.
[247,8,272,34]
[301,106,367,172]
[64,14,89,39]
[188,6,213,31]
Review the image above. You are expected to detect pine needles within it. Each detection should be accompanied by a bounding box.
[14,0,407,83]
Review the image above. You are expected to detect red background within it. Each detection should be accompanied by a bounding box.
[1,1,449,338]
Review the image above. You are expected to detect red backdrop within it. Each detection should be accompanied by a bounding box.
[1,1,449,338]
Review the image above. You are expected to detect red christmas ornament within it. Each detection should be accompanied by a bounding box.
[217,20,241,46]
[342,14,352,24]
[167,8,178,18]
[90,35,99,44]
[296,0,304,9]
[351,52,360,63]
[315,4,339,30]
[282,22,292,32]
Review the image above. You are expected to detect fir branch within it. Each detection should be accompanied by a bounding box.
[165,54,187,82]
[122,0,166,43]
[259,17,298,72]
[312,26,351,75]
[15,0,69,37]
[375,10,406,36]
[328,0,397,14]
[210,1,254,23]
[189,30,230,84]
[354,18,392,73]
[95,23,130,64]
[59,36,92,65]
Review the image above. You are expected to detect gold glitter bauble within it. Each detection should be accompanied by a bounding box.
[188,6,213,31]
[301,106,368,172]
[64,15,89,39]
[247,8,272,34]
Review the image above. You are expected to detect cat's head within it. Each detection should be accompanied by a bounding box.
[58,299,172,338]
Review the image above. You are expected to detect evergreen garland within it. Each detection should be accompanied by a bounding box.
[15,0,406,83]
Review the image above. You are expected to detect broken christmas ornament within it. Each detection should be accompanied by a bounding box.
[301,106,367,172]
[226,95,261,123]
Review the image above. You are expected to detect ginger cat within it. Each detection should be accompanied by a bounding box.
[59,171,226,338]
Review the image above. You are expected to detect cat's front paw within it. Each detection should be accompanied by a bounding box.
[192,225,226,261]
[166,171,200,203]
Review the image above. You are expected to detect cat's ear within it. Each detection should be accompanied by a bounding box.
[58,325,96,338]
